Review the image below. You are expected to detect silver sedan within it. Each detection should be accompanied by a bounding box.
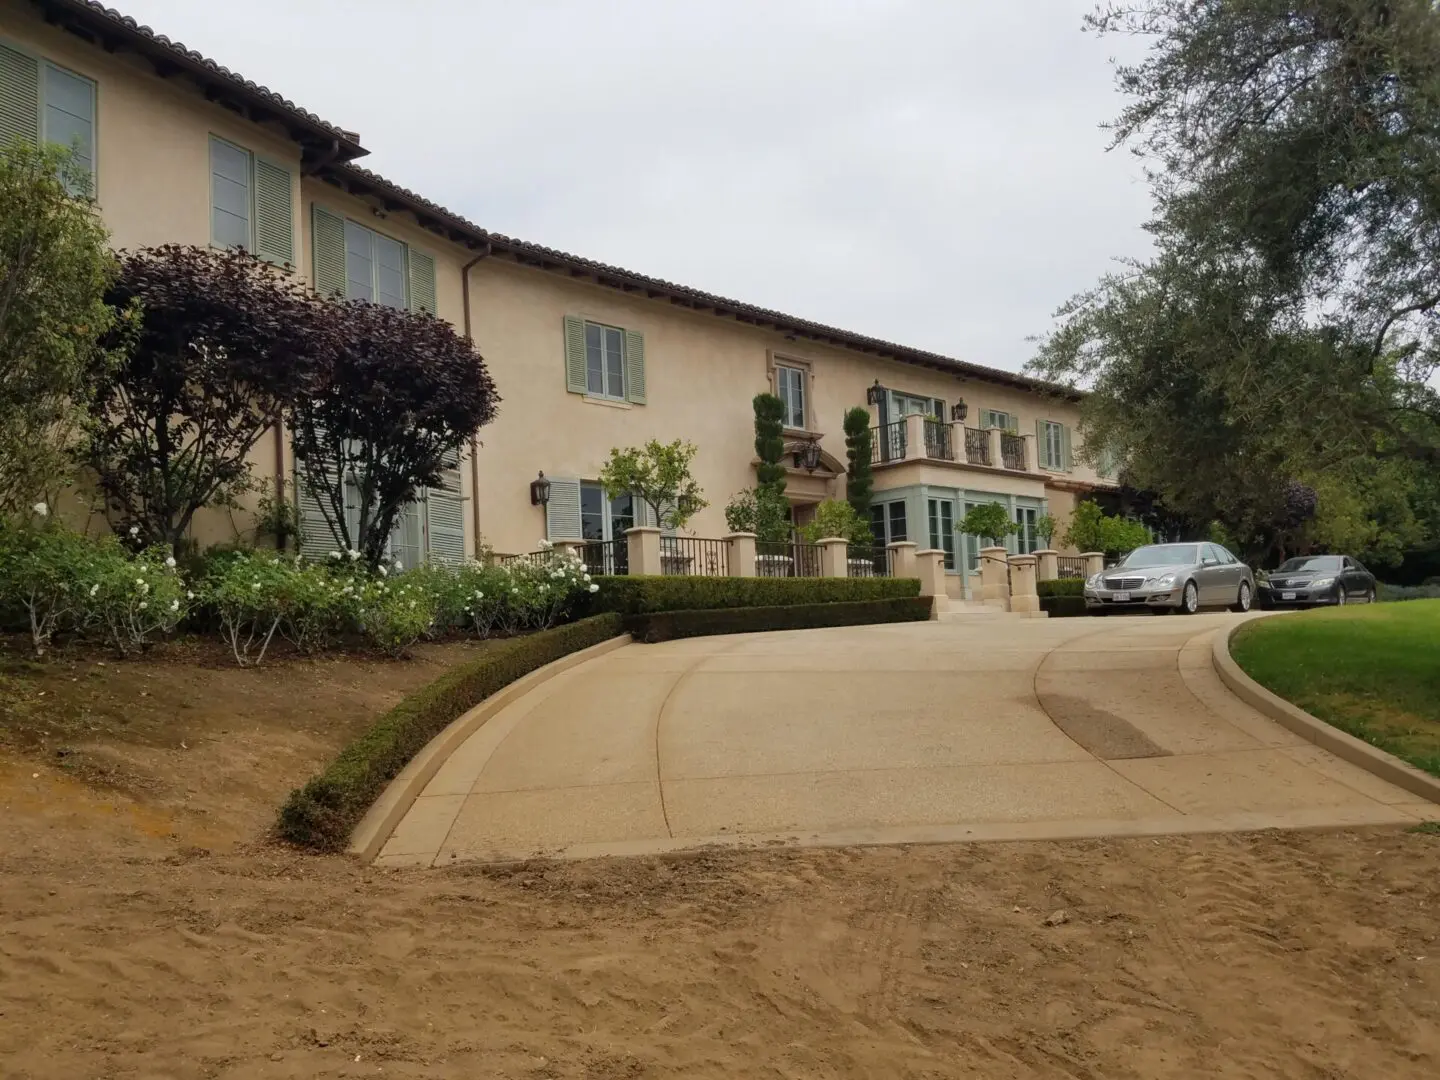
[1084,542,1256,615]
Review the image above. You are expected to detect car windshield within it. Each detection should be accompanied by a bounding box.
[1277,556,1343,572]
[1120,544,1198,568]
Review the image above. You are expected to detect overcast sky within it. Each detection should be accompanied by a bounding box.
[118,0,1153,374]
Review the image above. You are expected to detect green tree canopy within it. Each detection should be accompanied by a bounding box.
[0,141,124,516]
[599,439,708,532]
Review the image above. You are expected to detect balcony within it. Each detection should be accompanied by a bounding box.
[868,415,1046,489]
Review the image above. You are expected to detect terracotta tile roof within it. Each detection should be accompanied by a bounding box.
[329,164,491,244]
[41,0,366,160]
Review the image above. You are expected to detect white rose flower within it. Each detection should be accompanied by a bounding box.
[32,502,48,517]
[89,584,100,597]
[348,550,361,561]
[252,583,261,590]
[138,601,147,610]
[187,591,195,600]
[583,573,592,582]
[329,551,342,560]
[128,525,140,537]
[588,583,599,593]
[135,578,144,586]
[164,556,176,568]
[378,565,389,577]
[169,599,179,611]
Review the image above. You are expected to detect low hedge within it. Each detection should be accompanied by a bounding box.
[586,574,919,615]
[276,613,625,851]
[1038,578,1086,597]
[625,596,933,643]
[1041,595,1089,618]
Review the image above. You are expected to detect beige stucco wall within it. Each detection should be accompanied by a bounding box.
[466,256,1103,555]
[8,0,1107,561]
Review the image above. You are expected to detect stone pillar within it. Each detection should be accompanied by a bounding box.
[626,526,662,577]
[915,549,946,597]
[904,413,926,460]
[1008,553,1040,614]
[1033,548,1059,581]
[550,540,582,560]
[980,544,1011,604]
[726,532,757,577]
[818,537,849,577]
[986,427,1004,469]
[1082,551,1105,578]
[1021,432,1039,473]
[950,420,969,464]
[887,540,918,579]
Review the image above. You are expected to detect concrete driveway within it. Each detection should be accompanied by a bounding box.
[376,614,1435,865]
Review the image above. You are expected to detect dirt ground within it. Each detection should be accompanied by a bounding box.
[2,637,1439,1079]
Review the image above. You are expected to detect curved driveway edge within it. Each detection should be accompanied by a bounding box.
[374,616,1436,866]
[348,634,632,862]
[1212,622,1440,807]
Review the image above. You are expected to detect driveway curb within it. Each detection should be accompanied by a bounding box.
[1211,623,1440,807]
[348,634,632,862]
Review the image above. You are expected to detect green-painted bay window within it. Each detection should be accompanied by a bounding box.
[563,316,646,404]
[311,204,437,313]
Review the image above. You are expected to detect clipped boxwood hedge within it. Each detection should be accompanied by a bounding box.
[586,574,919,615]
[276,613,624,851]
[1038,577,1086,597]
[1041,595,1089,618]
[626,596,933,643]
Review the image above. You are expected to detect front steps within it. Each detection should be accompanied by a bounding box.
[931,595,1048,621]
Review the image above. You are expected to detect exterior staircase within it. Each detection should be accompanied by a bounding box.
[930,595,1048,621]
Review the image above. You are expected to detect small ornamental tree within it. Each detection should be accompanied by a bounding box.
[1036,513,1058,548]
[599,439,708,530]
[86,245,317,549]
[797,498,871,546]
[960,502,1017,546]
[753,393,787,501]
[0,141,125,515]
[291,299,498,566]
[843,406,874,523]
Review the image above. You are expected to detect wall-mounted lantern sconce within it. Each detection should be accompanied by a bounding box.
[950,398,969,423]
[866,380,886,407]
[529,470,551,506]
[794,439,822,473]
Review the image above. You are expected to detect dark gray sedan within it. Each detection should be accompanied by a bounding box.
[1084,542,1256,615]
[1258,555,1377,608]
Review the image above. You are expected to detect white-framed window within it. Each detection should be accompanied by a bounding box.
[584,322,626,399]
[776,364,806,429]
[210,136,251,249]
[981,409,1016,430]
[869,500,908,546]
[209,135,295,263]
[44,61,95,193]
[345,219,408,308]
[894,392,944,419]
[1015,506,1039,554]
[1040,420,1067,471]
[928,498,956,570]
[580,482,635,541]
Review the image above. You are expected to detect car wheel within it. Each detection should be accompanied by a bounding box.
[1362,587,1376,603]
[1335,586,1347,606]
[1179,580,1199,615]
[1231,580,1253,613]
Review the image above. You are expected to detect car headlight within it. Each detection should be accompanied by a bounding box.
[1144,574,1177,590]
[1086,573,1103,589]
[1310,577,1335,588]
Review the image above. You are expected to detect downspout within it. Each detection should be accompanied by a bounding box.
[273,421,286,551]
[461,242,494,557]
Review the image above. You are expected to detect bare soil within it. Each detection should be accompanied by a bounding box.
[3,637,1439,1079]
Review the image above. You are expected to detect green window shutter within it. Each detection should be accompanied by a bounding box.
[1061,424,1073,471]
[624,329,646,404]
[563,316,587,394]
[311,205,347,298]
[425,448,466,563]
[295,426,347,556]
[408,249,437,314]
[0,44,41,149]
[544,477,582,540]
[253,158,295,265]
[1035,419,1048,469]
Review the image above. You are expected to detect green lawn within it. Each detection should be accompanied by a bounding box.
[1231,600,1440,777]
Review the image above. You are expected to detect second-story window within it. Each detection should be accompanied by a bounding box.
[210,137,252,249]
[585,321,625,398]
[776,364,806,429]
[0,44,97,195]
[981,408,1016,430]
[210,135,295,264]
[1040,419,1070,471]
[345,221,407,308]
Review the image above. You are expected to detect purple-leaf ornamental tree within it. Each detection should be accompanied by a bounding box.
[290,299,498,566]
[86,245,319,550]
